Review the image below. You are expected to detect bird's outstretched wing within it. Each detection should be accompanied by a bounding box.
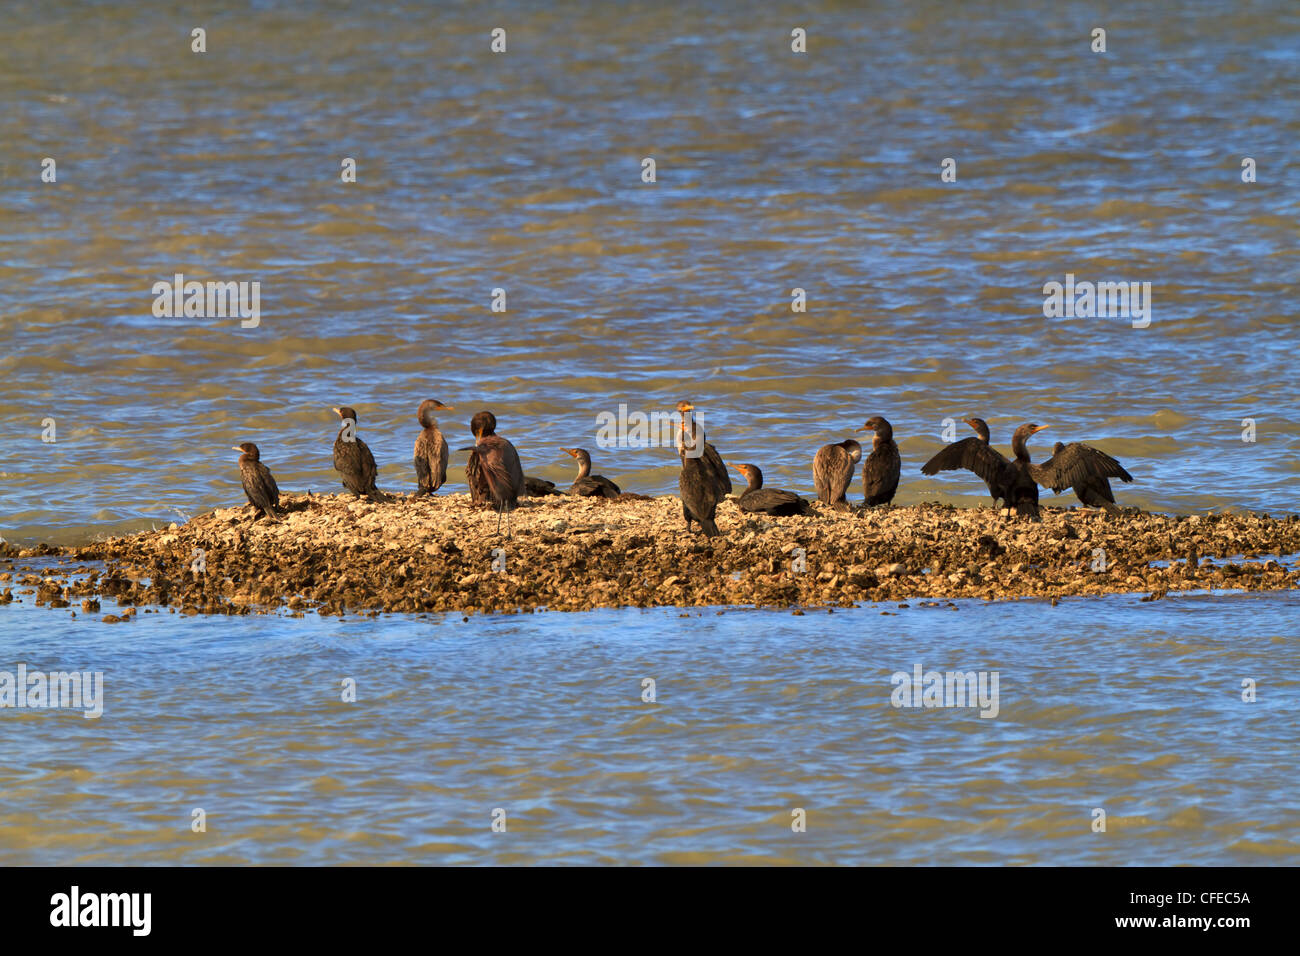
[1030,442,1132,493]
[921,437,1008,487]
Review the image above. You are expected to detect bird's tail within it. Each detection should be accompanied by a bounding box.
[1014,500,1040,519]
[1099,500,1121,516]
[262,507,281,523]
[699,517,721,537]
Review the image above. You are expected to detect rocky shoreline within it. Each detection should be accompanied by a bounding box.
[2,494,1299,619]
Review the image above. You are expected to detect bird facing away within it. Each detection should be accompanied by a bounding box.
[812,438,862,506]
[733,463,813,516]
[920,420,1047,517]
[562,447,621,499]
[857,416,901,506]
[1035,440,1134,514]
[920,417,1012,505]
[464,410,526,535]
[675,400,731,497]
[413,398,454,495]
[233,442,280,522]
[332,406,380,497]
[675,402,725,536]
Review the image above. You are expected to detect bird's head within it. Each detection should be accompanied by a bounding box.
[232,442,259,460]
[418,399,454,426]
[470,410,497,439]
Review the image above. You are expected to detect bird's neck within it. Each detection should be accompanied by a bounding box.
[1011,438,1030,462]
[575,459,591,479]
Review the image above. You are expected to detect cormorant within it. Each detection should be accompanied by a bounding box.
[733,464,812,516]
[523,476,562,497]
[413,399,454,495]
[1036,440,1133,514]
[858,416,901,506]
[675,403,725,536]
[675,401,731,497]
[812,438,862,506]
[920,417,1011,505]
[232,442,280,521]
[920,421,1048,517]
[332,406,380,497]
[464,410,525,535]
[561,447,621,499]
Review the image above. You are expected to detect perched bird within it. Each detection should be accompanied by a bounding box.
[522,475,562,497]
[1035,440,1133,514]
[232,442,280,521]
[812,438,862,506]
[920,421,1048,517]
[464,410,525,535]
[857,416,901,506]
[920,417,1011,505]
[733,464,812,516]
[413,399,454,495]
[561,447,621,499]
[675,403,725,536]
[1003,423,1050,517]
[332,406,380,497]
[675,401,731,497]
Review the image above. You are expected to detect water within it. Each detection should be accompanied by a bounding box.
[1,0,1297,544]
[1,588,1296,864]
[0,1,1297,864]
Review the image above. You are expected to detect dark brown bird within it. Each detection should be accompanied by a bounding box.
[920,421,1048,517]
[233,442,280,521]
[1004,423,1050,517]
[413,399,453,495]
[812,438,862,506]
[332,405,379,497]
[857,416,901,506]
[675,402,725,536]
[733,464,812,516]
[920,417,1012,505]
[561,447,621,499]
[463,410,525,535]
[675,401,731,497]
[1036,440,1133,514]
[523,475,562,497]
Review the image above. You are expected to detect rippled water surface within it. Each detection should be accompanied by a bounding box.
[1,588,1297,865]
[1,1,1297,865]
[1,0,1297,543]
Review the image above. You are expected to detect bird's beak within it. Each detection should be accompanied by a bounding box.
[331,407,341,416]
[561,448,577,457]
[1034,424,1050,434]
[441,404,455,411]
[231,446,243,452]
[679,402,694,412]
[855,426,871,433]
